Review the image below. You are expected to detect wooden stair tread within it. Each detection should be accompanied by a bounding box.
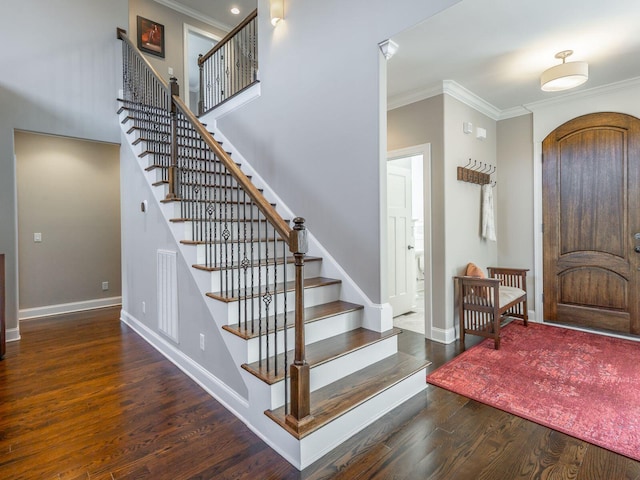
[170,217,279,224]
[208,276,340,303]
[192,256,321,272]
[160,197,265,205]
[181,237,284,246]
[242,327,401,385]
[144,163,236,174]
[222,300,363,339]
[265,352,430,439]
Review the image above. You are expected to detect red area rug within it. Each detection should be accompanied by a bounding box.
[427,321,640,461]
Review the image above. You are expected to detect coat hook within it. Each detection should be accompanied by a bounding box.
[464,158,472,168]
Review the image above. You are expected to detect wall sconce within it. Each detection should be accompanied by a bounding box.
[378,39,399,60]
[270,0,284,26]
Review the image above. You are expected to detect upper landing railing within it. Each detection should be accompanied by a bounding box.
[198,9,258,115]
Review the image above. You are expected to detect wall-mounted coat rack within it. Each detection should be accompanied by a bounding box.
[457,159,496,186]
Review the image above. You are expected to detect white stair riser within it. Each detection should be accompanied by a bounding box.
[176,220,288,242]
[164,201,266,221]
[223,282,342,326]
[243,309,362,364]
[160,182,253,203]
[193,241,285,265]
[266,335,398,409]
[207,261,322,293]
[299,368,427,468]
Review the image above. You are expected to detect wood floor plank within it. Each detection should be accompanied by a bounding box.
[1,308,638,479]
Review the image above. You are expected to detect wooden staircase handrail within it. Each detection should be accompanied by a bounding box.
[171,95,293,245]
[198,9,258,66]
[118,25,312,433]
[117,28,169,93]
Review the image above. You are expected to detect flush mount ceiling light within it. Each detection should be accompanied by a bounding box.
[378,39,399,60]
[270,0,284,26]
[540,50,589,92]
[230,7,240,15]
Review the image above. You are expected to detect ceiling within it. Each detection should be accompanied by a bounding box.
[387,0,640,116]
[157,0,257,31]
[165,0,640,117]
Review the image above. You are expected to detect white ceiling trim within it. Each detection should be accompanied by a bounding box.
[387,84,443,111]
[153,0,231,32]
[387,80,503,121]
[523,75,640,112]
[442,80,501,120]
[387,76,640,122]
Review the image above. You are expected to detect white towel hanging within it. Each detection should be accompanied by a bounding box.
[482,184,496,241]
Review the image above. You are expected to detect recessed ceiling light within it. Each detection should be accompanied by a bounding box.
[230,7,240,15]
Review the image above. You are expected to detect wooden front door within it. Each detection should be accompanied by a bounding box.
[543,112,640,335]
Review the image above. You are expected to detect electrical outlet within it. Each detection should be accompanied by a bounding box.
[200,334,205,351]
[102,281,109,291]
[34,232,42,243]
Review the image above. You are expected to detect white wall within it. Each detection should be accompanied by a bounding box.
[0,0,128,336]
[216,0,460,305]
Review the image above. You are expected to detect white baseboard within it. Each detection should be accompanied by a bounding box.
[120,309,249,411]
[19,297,122,320]
[431,326,457,344]
[6,328,21,342]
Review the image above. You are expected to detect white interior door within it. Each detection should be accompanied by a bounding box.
[387,164,415,316]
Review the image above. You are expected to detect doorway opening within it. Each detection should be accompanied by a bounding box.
[183,24,220,114]
[387,144,432,339]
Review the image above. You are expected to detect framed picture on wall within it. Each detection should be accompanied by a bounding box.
[137,16,165,58]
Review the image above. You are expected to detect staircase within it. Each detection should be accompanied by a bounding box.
[117,28,428,469]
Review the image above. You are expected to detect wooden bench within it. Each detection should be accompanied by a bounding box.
[455,267,528,350]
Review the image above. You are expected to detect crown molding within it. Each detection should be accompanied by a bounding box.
[388,76,640,121]
[153,0,231,32]
[523,75,640,112]
[497,106,531,120]
[387,80,505,121]
[387,84,444,111]
[442,80,501,120]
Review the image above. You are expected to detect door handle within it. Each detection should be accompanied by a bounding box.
[407,245,414,250]
[635,246,640,253]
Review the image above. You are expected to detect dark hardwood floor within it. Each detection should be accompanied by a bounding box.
[1,308,638,479]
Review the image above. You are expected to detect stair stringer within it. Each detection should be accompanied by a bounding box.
[119,106,427,470]
[119,126,311,467]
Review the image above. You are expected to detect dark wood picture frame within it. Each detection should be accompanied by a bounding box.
[137,16,165,58]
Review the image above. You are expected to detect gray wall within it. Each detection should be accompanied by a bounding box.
[387,96,447,331]
[15,132,121,310]
[120,139,246,395]
[496,114,534,305]
[0,0,128,334]
[217,0,460,305]
[388,94,498,336]
[128,0,228,101]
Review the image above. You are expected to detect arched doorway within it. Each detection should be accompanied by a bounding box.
[542,112,640,335]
